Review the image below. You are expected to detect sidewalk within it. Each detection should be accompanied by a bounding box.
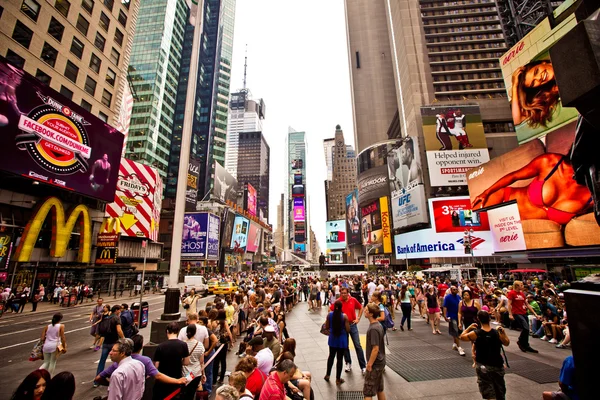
[225,301,566,400]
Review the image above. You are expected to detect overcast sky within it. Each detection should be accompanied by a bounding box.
[229,0,355,253]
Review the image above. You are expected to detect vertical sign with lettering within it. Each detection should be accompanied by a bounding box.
[486,203,527,252]
[186,160,201,211]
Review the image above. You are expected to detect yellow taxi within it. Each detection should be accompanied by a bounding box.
[212,281,238,295]
[207,278,219,294]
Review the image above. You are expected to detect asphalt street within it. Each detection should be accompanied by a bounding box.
[0,293,192,400]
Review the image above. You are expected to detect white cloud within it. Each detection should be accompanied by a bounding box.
[230,0,355,253]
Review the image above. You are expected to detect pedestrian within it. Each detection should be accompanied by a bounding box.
[17,290,28,313]
[260,359,297,400]
[11,369,50,400]
[228,370,253,399]
[120,304,137,338]
[38,313,67,374]
[216,384,240,400]
[324,300,350,385]
[31,290,41,312]
[181,323,206,395]
[183,289,202,317]
[507,280,540,353]
[458,290,481,332]
[153,322,190,400]
[542,355,578,400]
[95,305,125,386]
[119,283,124,297]
[42,371,75,400]
[460,310,510,400]
[334,287,367,374]
[246,336,273,377]
[398,284,413,331]
[211,310,234,385]
[363,303,386,400]
[106,338,145,400]
[443,286,466,356]
[234,356,267,399]
[426,285,442,334]
[179,312,210,349]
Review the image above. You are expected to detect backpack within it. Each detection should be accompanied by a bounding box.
[381,290,393,306]
[381,306,395,329]
[98,315,113,336]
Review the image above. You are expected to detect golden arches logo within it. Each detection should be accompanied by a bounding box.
[14,197,92,263]
[100,217,121,234]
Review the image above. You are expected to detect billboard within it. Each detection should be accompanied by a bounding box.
[326,220,346,250]
[292,184,304,197]
[0,234,13,268]
[357,165,389,206]
[294,223,306,243]
[246,223,262,253]
[182,213,209,258]
[104,159,162,240]
[0,59,124,202]
[291,159,303,169]
[206,214,220,260]
[387,137,428,229]
[430,197,490,233]
[186,160,200,211]
[230,215,249,251]
[95,233,119,265]
[221,210,236,249]
[379,196,393,254]
[294,243,306,253]
[245,183,257,216]
[293,198,305,222]
[213,162,238,204]
[361,200,383,250]
[294,174,303,185]
[421,105,490,187]
[345,190,361,245]
[499,15,578,144]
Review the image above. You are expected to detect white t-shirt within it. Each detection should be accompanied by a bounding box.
[377,284,384,293]
[255,347,274,376]
[178,323,209,345]
[367,282,377,297]
[316,281,322,292]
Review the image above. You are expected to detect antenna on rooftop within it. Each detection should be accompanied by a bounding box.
[243,44,248,90]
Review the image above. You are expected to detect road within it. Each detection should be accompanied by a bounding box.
[0,293,211,400]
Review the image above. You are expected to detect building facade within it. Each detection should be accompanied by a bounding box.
[286,129,309,256]
[237,131,270,219]
[325,125,357,221]
[225,90,265,178]
[0,0,139,126]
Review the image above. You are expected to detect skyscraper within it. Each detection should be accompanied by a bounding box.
[225,90,265,178]
[286,128,308,254]
[237,131,270,219]
[324,125,357,221]
[124,0,188,178]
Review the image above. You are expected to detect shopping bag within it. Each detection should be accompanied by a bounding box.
[29,340,44,361]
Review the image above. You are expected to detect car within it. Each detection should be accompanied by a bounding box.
[207,278,219,294]
[213,281,238,295]
[184,276,208,295]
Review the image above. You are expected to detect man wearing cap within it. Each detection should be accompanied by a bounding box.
[263,325,282,360]
[247,336,273,376]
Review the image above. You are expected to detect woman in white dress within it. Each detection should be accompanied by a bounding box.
[39,313,67,374]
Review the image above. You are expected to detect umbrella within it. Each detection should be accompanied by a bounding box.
[508,269,547,273]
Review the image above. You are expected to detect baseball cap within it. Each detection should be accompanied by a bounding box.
[264,325,275,333]
[248,336,264,346]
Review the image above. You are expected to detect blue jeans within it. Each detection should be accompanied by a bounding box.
[96,342,113,376]
[203,350,214,393]
[513,314,530,348]
[343,323,366,369]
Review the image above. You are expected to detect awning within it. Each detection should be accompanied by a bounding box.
[508,269,547,273]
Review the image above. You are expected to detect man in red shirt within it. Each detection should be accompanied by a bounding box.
[259,359,297,400]
[508,280,540,353]
[331,287,367,373]
[437,279,449,303]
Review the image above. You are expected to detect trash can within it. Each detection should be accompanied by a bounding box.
[61,295,69,307]
[69,294,77,307]
[131,301,149,328]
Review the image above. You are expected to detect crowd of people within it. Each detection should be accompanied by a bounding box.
[10,269,578,400]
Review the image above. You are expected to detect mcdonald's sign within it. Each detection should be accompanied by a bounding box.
[14,197,92,263]
[96,247,118,264]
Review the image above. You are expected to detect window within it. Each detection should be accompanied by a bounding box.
[101,89,112,107]
[99,12,110,31]
[48,17,64,42]
[81,0,94,14]
[105,68,116,86]
[109,48,120,65]
[114,28,124,46]
[40,42,58,67]
[21,0,41,22]
[76,14,89,35]
[70,37,84,59]
[122,0,130,9]
[64,60,79,83]
[12,21,34,49]
[55,0,70,17]
[80,99,92,112]
[35,69,51,85]
[98,111,108,122]
[94,32,105,51]
[60,85,73,100]
[84,76,97,95]
[5,50,25,69]
[103,0,113,11]
[89,53,101,73]
[118,9,127,26]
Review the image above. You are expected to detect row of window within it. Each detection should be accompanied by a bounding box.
[428,42,506,52]
[429,52,505,62]
[431,62,500,72]
[426,33,504,43]
[436,82,505,91]
[420,0,494,7]
[425,25,502,34]
[483,121,515,133]
[433,71,503,81]
[423,15,499,25]
[435,93,507,102]
[421,7,497,16]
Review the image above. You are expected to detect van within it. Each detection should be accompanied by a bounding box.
[184,276,207,295]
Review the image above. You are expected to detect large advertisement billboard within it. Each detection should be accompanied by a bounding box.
[500,15,578,144]
[394,197,494,259]
[379,196,393,254]
[387,137,428,229]
[293,198,305,222]
[230,215,249,251]
[182,213,208,258]
[186,160,200,211]
[213,162,239,204]
[294,243,306,253]
[326,220,346,250]
[357,165,389,206]
[345,190,361,245]
[421,105,489,187]
[206,214,220,260]
[245,183,257,216]
[104,159,162,240]
[246,223,261,253]
[0,59,124,202]
[361,200,383,249]
[221,210,236,249]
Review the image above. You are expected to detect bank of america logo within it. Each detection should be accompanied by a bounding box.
[456,236,485,249]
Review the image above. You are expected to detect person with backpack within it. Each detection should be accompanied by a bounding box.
[324,300,350,385]
[94,305,125,386]
[332,287,367,374]
[460,310,510,400]
[381,284,397,331]
[120,303,138,338]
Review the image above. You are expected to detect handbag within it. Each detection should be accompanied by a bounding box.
[183,303,190,309]
[29,339,44,361]
[320,322,329,336]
